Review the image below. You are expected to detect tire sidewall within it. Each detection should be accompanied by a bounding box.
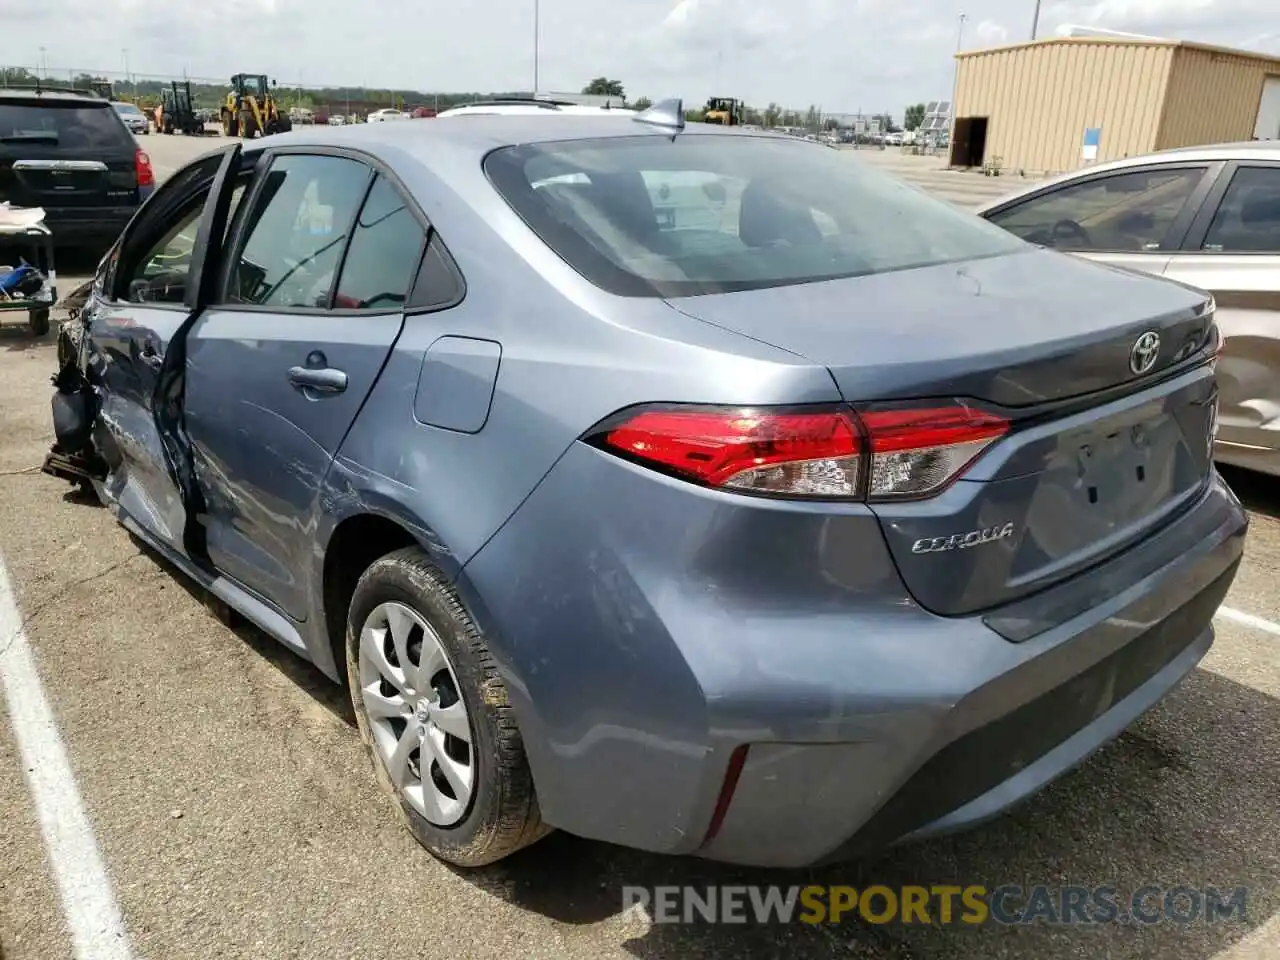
[346,556,512,864]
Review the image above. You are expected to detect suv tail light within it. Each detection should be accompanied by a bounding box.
[590,402,1009,502]
[135,147,155,188]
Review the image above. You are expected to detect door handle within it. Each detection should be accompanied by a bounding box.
[137,339,162,371]
[288,365,348,394]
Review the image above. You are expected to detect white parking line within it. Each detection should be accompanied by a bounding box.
[1216,605,1280,637]
[0,553,135,960]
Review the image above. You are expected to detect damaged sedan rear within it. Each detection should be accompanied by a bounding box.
[42,111,1245,869]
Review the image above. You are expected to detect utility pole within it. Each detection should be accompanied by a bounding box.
[950,14,967,148]
[38,47,47,79]
[1031,0,1042,40]
[533,0,540,95]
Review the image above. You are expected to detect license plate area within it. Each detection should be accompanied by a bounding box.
[1072,413,1181,524]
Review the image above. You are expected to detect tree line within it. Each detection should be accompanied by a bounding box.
[0,66,923,130]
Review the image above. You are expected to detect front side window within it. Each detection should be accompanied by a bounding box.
[332,174,426,309]
[121,178,255,306]
[485,134,1026,297]
[1201,166,1280,253]
[988,167,1205,253]
[124,205,205,304]
[227,154,370,308]
[112,152,227,304]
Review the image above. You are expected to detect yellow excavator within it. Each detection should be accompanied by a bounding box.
[703,97,743,125]
[220,74,291,138]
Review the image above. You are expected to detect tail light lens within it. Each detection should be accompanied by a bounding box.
[859,406,1009,499]
[135,148,155,188]
[592,401,1009,501]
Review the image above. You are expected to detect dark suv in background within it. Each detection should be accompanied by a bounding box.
[0,85,155,253]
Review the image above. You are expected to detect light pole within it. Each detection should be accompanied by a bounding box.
[948,14,966,151]
[533,0,540,95]
[38,46,47,79]
[121,48,131,97]
[1031,0,1042,40]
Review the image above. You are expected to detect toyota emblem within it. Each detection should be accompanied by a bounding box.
[1129,331,1161,376]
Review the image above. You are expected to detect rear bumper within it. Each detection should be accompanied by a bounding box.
[460,447,1247,867]
[35,206,139,246]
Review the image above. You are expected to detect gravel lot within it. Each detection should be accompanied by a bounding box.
[1,133,1278,960]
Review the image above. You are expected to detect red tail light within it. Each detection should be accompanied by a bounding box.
[135,148,155,188]
[859,406,1009,499]
[592,402,1009,501]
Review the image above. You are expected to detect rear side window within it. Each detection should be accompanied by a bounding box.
[484,134,1025,297]
[333,174,426,309]
[1201,166,1280,253]
[227,154,370,308]
[0,101,131,150]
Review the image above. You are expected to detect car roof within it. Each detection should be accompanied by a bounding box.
[257,111,782,157]
[0,87,106,106]
[976,140,1280,210]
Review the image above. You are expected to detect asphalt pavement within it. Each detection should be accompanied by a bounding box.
[1,132,1279,960]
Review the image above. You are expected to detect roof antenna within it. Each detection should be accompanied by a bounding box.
[633,98,684,134]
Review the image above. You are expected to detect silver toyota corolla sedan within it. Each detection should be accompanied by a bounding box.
[45,104,1244,869]
[976,142,1280,476]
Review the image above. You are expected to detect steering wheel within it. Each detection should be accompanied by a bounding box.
[1051,219,1092,248]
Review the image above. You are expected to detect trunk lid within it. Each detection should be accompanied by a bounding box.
[0,98,139,209]
[666,248,1219,618]
[665,248,1214,407]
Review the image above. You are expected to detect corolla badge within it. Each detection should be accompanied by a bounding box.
[1129,330,1161,376]
[912,522,1016,555]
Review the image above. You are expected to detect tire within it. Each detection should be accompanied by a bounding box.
[221,110,236,137]
[239,110,258,139]
[28,308,50,337]
[346,547,549,867]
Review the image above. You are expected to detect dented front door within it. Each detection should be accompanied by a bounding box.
[83,146,243,558]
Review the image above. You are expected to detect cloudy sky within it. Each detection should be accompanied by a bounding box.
[11,0,1279,115]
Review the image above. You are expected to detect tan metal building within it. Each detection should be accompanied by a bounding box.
[951,36,1280,175]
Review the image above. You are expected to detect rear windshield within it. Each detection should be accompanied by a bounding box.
[484,134,1027,297]
[0,101,130,150]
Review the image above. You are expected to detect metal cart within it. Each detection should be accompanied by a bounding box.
[0,221,57,336]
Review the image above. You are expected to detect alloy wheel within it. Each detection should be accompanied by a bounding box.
[358,601,474,826]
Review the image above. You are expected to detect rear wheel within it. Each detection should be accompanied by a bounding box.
[346,547,549,867]
[238,109,258,139]
[221,109,236,137]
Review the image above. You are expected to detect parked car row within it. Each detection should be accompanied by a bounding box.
[37,100,1250,876]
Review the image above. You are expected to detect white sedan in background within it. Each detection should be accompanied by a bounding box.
[975,141,1280,477]
[367,108,409,122]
